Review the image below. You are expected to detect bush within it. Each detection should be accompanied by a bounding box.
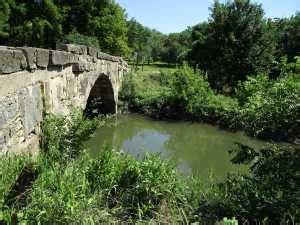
[199,144,300,224]
[40,109,101,162]
[63,32,100,49]
[122,64,299,141]
[238,74,300,140]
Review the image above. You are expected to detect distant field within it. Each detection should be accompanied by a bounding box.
[129,62,178,75]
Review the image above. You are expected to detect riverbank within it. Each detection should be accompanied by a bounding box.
[120,64,300,143]
[0,111,299,224]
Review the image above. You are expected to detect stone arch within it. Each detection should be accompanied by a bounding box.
[84,74,116,116]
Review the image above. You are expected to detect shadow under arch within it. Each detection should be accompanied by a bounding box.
[84,74,116,117]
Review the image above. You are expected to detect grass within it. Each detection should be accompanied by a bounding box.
[0,106,299,224]
[130,62,178,75]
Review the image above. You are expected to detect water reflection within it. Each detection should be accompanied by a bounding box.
[86,114,268,181]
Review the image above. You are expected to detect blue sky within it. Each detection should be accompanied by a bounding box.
[117,0,300,34]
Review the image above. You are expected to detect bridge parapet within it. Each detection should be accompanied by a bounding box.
[0,44,128,75]
[0,44,128,155]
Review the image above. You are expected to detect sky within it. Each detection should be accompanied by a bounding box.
[116,0,300,34]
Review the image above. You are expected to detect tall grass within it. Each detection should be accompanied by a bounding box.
[0,108,299,224]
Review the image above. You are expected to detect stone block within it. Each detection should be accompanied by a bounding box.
[17,47,37,70]
[0,112,5,129]
[73,62,95,73]
[36,49,50,68]
[72,62,86,73]
[5,99,18,121]
[87,47,98,57]
[0,132,6,150]
[22,85,43,136]
[56,43,87,55]
[97,51,119,62]
[0,49,27,74]
[50,50,77,66]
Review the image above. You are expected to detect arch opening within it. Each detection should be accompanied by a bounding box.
[84,74,116,117]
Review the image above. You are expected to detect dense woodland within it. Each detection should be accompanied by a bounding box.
[0,0,299,224]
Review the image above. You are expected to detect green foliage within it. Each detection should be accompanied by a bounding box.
[122,64,298,141]
[0,107,299,224]
[199,144,300,224]
[273,13,300,61]
[190,0,276,91]
[0,0,129,55]
[236,74,271,105]
[0,155,31,210]
[63,32,100,49]
[237,74,300,140]
[87,148,198,221]
[0,110,200,224]
[40,109,100,162]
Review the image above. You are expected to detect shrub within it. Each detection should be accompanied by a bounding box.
[199,144,300,224]
[63,32,100,49]
[238,74,300,140]
[40,109,101,162]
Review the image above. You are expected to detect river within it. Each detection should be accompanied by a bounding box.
[86,114,269,181]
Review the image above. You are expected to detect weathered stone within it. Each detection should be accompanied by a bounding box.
[17,47,38,70]
[0,112,5,129]
[88,47,98,57]
[56,43,87,55]
[36,49,50,68]
[5,98,18,121]
[73,62,95,73]
[22,85,43,136]
[72,62,86,73]
[0,49,27,74]
[0,44,127,154]
[97,51,120,62]
[50,50,77,66]
[0,132,5,150]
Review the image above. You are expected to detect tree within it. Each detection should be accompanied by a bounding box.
[61,0,129,56]
[190,0,276,91]
[0,0,130,56]
[273,13,300,61]
[0,0,11,41]
[161,29,192,65]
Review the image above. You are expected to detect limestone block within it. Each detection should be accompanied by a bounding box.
[88,47,98,57]
[0,97,18,128]
[72,62,86,73]
[56,43,87,55]
[17,47,37,70]
[36,49,50,68]
[50,50,77,66]
[19,85,43,136]
[0,112,5,129]
[0,48,27,74]
[97,52,119,62]
[72,62,96,73]
[5,98,18,121]
[0,134,5,150]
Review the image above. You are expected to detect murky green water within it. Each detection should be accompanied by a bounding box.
[86,114,269,181]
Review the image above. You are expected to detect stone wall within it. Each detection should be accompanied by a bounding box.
[0,44,128,155]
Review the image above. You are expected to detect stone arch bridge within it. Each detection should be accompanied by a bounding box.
[0,44,128,155]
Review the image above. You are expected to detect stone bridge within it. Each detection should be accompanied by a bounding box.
[0,44,128,155]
